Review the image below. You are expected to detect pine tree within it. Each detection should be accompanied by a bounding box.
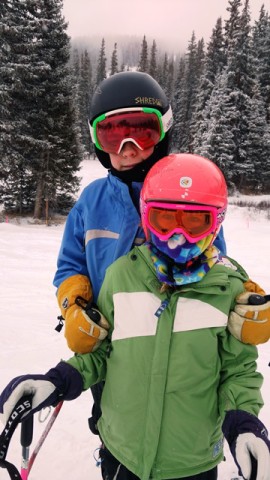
[166,59,175,101]
[196,39,205,78]
[157,53,175,101]
[110,42,118,76]
[192,17,226,151]
[224,0,242,51]
[195,0,270,193]
[138,35,148,73]
[243,80,270,192]
[159,52,169,92]
[70,48,93,158]
[0,0,40,213]
[0,0,13,193]
[172,32,203,152]
[218,0,261,191]
[193,68,236,188]
[96,38,107,85]
[149,40,158,79]
[79,50,94,156]
[31,0,81,218]
[171,57,186,151]
[252,6,270,122]
[0,0,82,217]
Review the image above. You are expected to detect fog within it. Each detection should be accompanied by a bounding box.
[62,0,268,50]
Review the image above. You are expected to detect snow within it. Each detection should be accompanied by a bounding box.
[0,158,269,480]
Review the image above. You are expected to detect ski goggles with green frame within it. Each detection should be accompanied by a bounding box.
[89,106,173,154]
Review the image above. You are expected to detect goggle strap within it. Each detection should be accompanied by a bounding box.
[88,120,94,143]
[162,106,173,133]
[103,107,147,116]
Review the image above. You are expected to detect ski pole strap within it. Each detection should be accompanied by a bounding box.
[0,395,32,480]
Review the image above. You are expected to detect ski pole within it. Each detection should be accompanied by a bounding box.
[26,401,63,475]
[20,415,34,480]
[0,395,32,480]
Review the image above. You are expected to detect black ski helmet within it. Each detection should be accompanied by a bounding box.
[89,71,173,180]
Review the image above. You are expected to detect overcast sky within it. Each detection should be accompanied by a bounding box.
[62,0,269,50]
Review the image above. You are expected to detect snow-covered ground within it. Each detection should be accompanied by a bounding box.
[0,159,269,480]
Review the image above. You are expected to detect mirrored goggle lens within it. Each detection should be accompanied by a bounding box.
[148,207,216,239]
[95,112,161,153]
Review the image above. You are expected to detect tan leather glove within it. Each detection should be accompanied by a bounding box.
[228,279,270,345]
[57,274,109,354]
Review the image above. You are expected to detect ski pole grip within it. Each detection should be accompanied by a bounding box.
[20,414,34,448]
[248,294,270,305]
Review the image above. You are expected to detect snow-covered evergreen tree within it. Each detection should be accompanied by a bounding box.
[193,68,236,188]
[159,52,169,94]
[0,0,41,213]
[159,54,175,102]
[166,59,175,101]
[96,38,107,85]
[31,0,81,218]
[0,0,82,217]
[243,80,270,192]
[79,50,94,156]
[138,35,148,73]
[221,0,262,190]
[171,56,186,151]
[149,40,158,79]
[172,32,204,152]
[193,0,270,193]
[192,17,226,152]
[252,5,270,122]
[110,42,118,76]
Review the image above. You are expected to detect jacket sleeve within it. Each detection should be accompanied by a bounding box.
[66,337,110,390]
[217,329,264,419]
[65,269,115,389]
[53,205,89,289]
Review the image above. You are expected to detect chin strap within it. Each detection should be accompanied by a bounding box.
[0,395,32,480]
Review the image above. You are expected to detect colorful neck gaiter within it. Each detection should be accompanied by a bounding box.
[146,233,222,286]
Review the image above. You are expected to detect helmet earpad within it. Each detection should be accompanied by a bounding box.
[94,146,111,169]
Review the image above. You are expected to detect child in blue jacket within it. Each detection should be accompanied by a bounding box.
[53,72,270,357]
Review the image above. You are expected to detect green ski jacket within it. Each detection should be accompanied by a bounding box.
[68,245,264,480]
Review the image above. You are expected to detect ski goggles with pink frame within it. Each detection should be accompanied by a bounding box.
[144,202,224,243]
[89,106,173,154]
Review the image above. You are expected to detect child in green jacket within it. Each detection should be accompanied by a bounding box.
[0,153,269,480]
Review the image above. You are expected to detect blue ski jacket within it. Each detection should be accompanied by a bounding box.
[53,173,227,301]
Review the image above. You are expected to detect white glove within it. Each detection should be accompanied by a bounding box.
[0,363,83,424]
[235,432,270,480]
[0,378,56,425]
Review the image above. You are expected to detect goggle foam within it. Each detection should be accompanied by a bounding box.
[89,106,173,154]
[144,201,221,243]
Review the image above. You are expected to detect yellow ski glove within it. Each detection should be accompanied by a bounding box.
[57,274,109,354]
[228,279,270,345]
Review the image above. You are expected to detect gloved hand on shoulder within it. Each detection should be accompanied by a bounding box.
[222,410,270,480]
[0,362,83,424]
[57,274,110,354]
[228,279,270,345]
